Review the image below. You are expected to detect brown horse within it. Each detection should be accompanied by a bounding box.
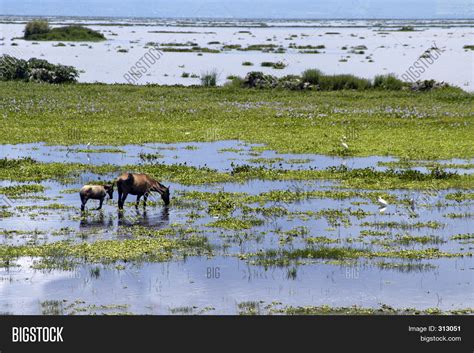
[116,173,170,209]
[80,184,114,211]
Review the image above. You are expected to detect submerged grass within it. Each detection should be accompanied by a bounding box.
[0,183,45,196]
[267,303,473,315]
[245,246,469,266]
[0,226,212,268]
[0,157,118,182]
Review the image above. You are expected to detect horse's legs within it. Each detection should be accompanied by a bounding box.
[117,191,122,208]
[135,195,141,209]
[97,197,104,210]
[80,195,88,212]
[119,192,128,210]
[143,194,148,208]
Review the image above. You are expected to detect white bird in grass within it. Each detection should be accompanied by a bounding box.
[410,194,416,211]
[340,136,349,150]
[377,196,388,207]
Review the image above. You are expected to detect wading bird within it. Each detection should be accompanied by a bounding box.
[377,196,388,207]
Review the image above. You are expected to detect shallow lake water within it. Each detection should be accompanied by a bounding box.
[1,141,472,173]
[0,141,472,314]
[1,256,471,315]
[1,17,473,90]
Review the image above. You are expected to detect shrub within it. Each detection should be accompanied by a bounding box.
[0,55,79,84]
[242,61,254,66]
[0,55,29,81]
[224,76,244,89]
[27,58,55,70]
[301,69,323,85]
[278,75,304,90]
[24,20,50,38]
[242,71,278,89]
[46,63,79,83]
[201,70,218,87]
[318,74,371,90]
[410,79,450,91]
[373,74,405,90]
[233,69,428,92]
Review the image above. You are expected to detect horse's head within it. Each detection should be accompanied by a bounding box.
[161,185,170,205]
[152,183,170,205]
[104,184,114,200]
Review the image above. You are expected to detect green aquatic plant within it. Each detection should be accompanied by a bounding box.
[247,245,468,267]
[450,233,474,241]
[75,148,125,153]
[360,221,443,229]
[206,216,264,230]
[375,262,438,273]
[0,229,212,269]
[0,157,118,182]
[446,191,473,202]
[237,301,262,315]
[305,236,340,244]
[0,183,45,196]
[267,303,472,315]
[444,212,474,219]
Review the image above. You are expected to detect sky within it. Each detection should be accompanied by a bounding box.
[0,0,473,19]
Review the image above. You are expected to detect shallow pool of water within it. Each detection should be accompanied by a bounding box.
[0,141,472,314]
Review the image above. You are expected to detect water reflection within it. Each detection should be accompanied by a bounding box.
[79,212,114,229]
[118,206,170,228]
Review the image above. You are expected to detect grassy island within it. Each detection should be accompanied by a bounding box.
[23,20,106,41]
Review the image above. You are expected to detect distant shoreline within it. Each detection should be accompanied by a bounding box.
[1,16,473,28]
[1,15,474,21]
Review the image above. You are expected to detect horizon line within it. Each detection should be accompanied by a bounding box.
[1,14,473,21]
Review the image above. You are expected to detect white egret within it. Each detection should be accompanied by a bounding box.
[409,193,416,211]
[377,196,388,207]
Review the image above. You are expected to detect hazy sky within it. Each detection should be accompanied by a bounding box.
[0,0,473,19]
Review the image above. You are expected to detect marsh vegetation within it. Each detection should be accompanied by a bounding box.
[0,17,472,314]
